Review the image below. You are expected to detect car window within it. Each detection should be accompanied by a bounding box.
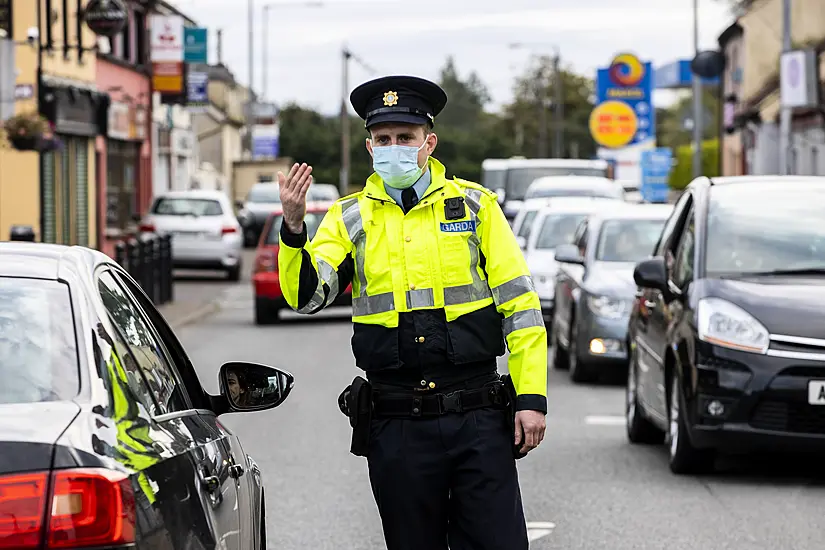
[577,223,590,257]
[152,197,223,216]
[672,211,695,287]
[517,210,538,239]
[534,213,587,250]
[527,186,620,200]
[98,271,191,414]
[266,212,327,245]
[247,185,280,203]
[595,219,667,262]
[0,278,79,404]
[653,192,692,257]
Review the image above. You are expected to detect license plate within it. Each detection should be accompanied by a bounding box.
[808,380,825,405]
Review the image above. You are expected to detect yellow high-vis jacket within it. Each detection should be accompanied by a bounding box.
[278,157,547,412]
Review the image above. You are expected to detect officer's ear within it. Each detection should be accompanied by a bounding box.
[365,136,373,157]
[426,131,438,155]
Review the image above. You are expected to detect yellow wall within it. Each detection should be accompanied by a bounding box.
[0,0,97,244]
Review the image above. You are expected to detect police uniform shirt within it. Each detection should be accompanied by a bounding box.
[384,170,431,214]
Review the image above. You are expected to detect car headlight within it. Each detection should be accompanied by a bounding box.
[697,297,769,354]
[587,294,629,319]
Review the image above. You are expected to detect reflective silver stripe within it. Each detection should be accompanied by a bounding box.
[317,258,339,301]
[341,198,368,299]
[492,275,535,306]
[297,276,326,313]
[443,187,492,306]
[406,288,435,309]
[352,292,395,316]
[503,309,544,337]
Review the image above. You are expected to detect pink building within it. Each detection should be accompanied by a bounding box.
[95,1,153,257]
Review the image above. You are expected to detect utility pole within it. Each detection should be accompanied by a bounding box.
[779,0,792,175]
[339,46,351,196]
[537,59,548,158]
[246,0,254,156]
[216,29,223,64]
[691,0,703,178]
[262,5,270,100]
[553,50,563,158]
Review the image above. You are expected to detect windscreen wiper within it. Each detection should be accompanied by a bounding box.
[742,268,825,276]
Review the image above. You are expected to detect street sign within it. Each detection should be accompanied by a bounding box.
[640,148,672,203]
[184,27,208,64]
[84,0,128,37]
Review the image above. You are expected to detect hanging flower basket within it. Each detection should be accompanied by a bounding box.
[36,136,64,152]
[3,111,50,152]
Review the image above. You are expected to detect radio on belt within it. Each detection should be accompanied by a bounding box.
[444,197,466,220]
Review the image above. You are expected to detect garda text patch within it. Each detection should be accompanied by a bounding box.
[440,220,476,233]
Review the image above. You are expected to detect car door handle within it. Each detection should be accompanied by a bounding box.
[229,464,245,479]
[199,467,221,494]
[644,300,656,308]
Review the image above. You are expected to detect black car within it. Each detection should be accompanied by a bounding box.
[626,176,825,475]
[0,242,293,549]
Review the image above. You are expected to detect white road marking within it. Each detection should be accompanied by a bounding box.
[584,415,625,426]
[527,521,556,542]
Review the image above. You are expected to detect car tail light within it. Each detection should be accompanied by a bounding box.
[0,469,136,549]
[138,223,154,233]
[222,226,238,234]
[255,249,277,273]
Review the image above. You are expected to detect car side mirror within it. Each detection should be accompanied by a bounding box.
[234,200,244,210]
[495,188,506,203]
[554,244,584,265]
[516,236,527,249]
[633,256,667,292]
[218,361,294,413]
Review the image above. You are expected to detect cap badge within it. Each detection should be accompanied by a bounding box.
[382,91,398,106]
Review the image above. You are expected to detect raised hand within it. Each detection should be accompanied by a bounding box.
[277,162,313,234]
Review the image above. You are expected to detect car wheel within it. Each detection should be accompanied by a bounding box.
[667,376,716,475]
[227,262,242,282]
[626,348,665,444]
[569,321,596,383]
[550,318,568,370]
[255,298,281,325]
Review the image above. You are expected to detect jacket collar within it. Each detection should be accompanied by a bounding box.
[364,157,449,202]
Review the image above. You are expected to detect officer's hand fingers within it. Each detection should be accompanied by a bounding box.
[298,170,313,196]
[284,163,299,189]
[514,417,523,446]
[277,171,287,190]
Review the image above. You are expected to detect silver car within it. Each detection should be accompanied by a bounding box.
[140,190,243,281]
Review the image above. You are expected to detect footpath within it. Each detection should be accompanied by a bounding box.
[158,281,227,329]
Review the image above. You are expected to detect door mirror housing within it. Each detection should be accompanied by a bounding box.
[494,188,506,203]
[554,244,584,265]
[634,256,667,291]
[516,236,527,250]
[217,361,294,413]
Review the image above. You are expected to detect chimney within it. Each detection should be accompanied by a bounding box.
[216,29,223,65]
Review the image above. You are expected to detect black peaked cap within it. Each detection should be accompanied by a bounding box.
[350,75,448,129]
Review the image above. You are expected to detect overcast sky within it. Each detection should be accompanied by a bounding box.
[168,0,734,115]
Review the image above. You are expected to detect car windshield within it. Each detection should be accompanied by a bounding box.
[266,212,327,244]
[506,166,607,200]
[534,213,588,250]
[152,197,223,216]
[0,278,79,404]
[517,210,539,239]
[247,185,281,203]
[706,183,825,275]
[308,186,339,201]
[481,168,506,192]
[526,185,623,200]
[595,219,666,262]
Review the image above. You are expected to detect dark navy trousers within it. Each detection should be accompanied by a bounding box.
[367,404,529,550]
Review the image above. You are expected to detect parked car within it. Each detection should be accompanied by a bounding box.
[237,183,282,248]
[522,198,619,329]
[626,176,825,474]
[252,204,353,324]
[140,190,243,281]
[0,242,293,550]
[511,198,553,249]
[525,175,626,202]
[550,203,673,382]
[618,180,643,203]
[309,183,341,202]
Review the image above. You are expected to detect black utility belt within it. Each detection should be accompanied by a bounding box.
[372,384,506,418]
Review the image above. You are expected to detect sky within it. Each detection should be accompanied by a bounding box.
[167,0,735,116]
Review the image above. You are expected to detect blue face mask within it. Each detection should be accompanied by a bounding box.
[371,138,429,189]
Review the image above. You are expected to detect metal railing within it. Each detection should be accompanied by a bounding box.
[114,234,175,306]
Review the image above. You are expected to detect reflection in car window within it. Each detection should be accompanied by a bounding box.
[706,184,825,275]
[152,198,223,216]
[526,185,623,200]
[96,319,157,416]
[534,214,587,249]
[247,185,280,203]
[673,215,695,287]
[98,271,189,414]
[0,278,79,404]
[517,210,538,239]
[266,212,327,244]
[595,219,667,262]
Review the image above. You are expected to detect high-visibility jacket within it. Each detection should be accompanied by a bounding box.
[279,157,547,412]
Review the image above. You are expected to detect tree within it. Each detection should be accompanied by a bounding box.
[437,56,491,130]
[655,88,720,149]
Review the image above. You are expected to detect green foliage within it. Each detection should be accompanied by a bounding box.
[669,138,720,190]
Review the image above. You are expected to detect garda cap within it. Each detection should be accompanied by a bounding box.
[349,75,448,129]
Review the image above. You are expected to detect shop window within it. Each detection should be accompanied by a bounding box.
[42,136,89,246]
[107,140,140,233]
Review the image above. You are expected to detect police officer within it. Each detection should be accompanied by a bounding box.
[277,75,547,550]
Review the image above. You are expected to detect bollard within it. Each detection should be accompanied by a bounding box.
[9,225,36,242]
[152,234,161,304]
[140,236,154,299]
[114,241,126,269]
[127,238,141,286]
[160,234,174,304]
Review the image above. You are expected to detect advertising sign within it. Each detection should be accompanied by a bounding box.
[184,28,208,63]
[780,49,820,109]
[187,70,208,112]
[252,124,280,159]
[83,0,128,37]
[150,15,184,98]
[640,148,673,203]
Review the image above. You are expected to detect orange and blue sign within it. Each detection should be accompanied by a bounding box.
[591,52,654,149]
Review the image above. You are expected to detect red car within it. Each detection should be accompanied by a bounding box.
[252,203,352,324]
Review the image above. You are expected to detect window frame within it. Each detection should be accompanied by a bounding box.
[670,207,696,290]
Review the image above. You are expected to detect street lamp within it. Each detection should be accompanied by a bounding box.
[262,1,324,101]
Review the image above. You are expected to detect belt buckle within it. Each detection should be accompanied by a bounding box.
[439,391,462,414]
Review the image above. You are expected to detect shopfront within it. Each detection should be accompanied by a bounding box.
[39,78,109,247]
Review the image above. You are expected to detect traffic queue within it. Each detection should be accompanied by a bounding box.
[496,158,825,476]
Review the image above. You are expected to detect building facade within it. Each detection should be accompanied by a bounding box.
[0,0,108,246]
[152,100,196,194]
[95,0,153,257]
